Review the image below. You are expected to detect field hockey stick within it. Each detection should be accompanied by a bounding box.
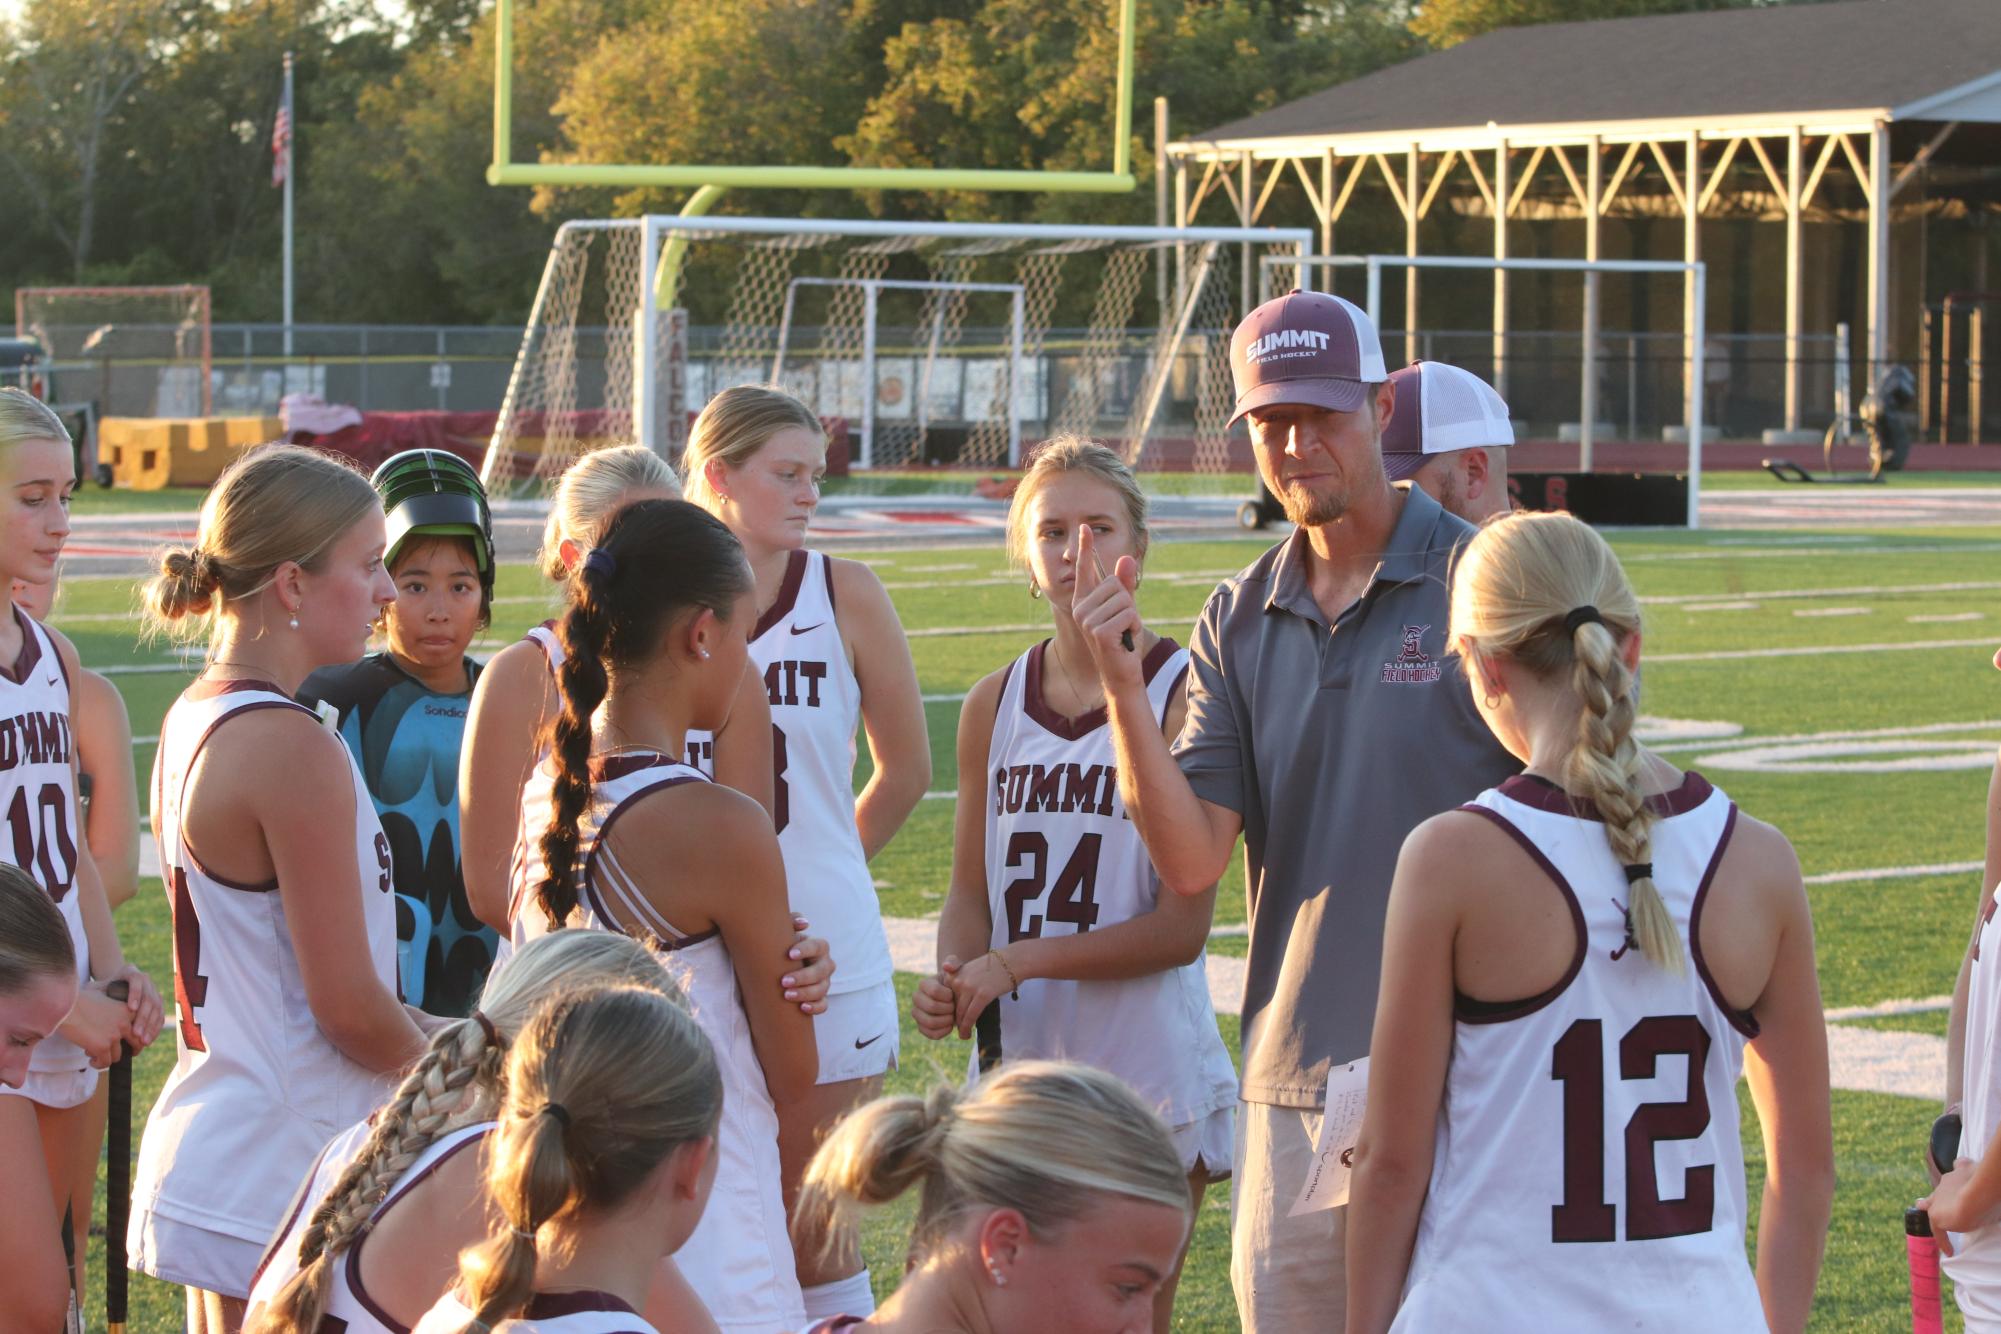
[1908,1112,1962,1334]
[105,977,131,1334]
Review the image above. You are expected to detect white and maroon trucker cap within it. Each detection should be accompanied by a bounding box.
[1228,290,1388,426]
[1376,362,1512,482]
[1378,361,1515,482]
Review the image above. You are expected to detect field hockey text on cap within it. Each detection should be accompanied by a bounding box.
[1228,289,1388,425]
[1378,361,1516,481]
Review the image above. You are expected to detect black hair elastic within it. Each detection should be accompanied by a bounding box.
[540,1101,572,1129]
[1623,863,1654,884]
[582,547,617,582]
[1564,605,1605,634]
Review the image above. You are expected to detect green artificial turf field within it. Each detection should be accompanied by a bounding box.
[57,517,2001,1330]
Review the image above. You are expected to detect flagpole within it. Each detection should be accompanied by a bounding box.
[282,50,295,359]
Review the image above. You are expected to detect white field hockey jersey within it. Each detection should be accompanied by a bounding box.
[0,608,89,1074]
[1945,895,2001,1309]
[415,1288,658,1334]
[249,1118,495,1332]
[509,752,806,1334]
[132,681,400,1246]
[974,639,1237,1128]
[687,550,889,995]
[1394,772,1764,1333]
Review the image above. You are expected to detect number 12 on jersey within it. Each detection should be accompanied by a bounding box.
[1550,1014,1715,1243]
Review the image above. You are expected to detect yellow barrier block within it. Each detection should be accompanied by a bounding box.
[99,416,280,490]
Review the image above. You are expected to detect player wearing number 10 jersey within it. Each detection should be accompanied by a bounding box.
[1346,511,1832,1334]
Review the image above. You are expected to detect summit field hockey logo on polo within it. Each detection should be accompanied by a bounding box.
[1382,624,1442,685]
[1245,327,1332,363]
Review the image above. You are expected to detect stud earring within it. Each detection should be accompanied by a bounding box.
[988,1261,1006,1288]
[699,648,711,660]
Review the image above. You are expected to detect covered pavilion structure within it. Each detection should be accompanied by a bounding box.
[1170,0,2001,444]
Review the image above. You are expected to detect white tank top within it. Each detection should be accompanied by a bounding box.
[688,550,889,994]
[249,1118,496,1332]
[1947,895,2001,1285]
[973,640,1236,1127]
[132,681,400,1244]
[415,1289,658,1334]
[0,608,90,1074]
[509,752,806,1332]
[1394,771,1764,1332]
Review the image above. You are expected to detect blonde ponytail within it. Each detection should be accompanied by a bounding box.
[1450,510,1683,974]
[248,930,681,1334]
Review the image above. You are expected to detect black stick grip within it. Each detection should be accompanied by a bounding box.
[104,978,131,1333]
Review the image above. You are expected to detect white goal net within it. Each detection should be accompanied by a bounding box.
[15,285,212,418]
[481,217,1312,494]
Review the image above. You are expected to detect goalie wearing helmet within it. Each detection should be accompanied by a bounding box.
[300,448,497,1016]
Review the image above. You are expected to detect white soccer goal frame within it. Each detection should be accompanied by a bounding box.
[486,215,1315,487]
[771,276,1028,467]
[1263,253,1710,529]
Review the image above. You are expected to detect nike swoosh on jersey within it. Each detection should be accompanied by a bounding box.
[791,622,825,636]
[854,1032,883,1049]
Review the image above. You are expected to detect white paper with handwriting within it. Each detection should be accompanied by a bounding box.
[1289,1057,1370,1216]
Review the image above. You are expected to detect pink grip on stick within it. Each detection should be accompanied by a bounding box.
[1908,1207,1944,1334]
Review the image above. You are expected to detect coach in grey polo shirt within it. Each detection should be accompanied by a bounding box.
[1071,291,1517,1333]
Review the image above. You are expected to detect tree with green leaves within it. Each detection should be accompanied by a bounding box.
[1409,0,1761,49]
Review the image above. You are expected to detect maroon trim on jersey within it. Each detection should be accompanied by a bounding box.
[579,772,720,950]
[1160,660,1191,729]
[345,1124,497,1333]
[1022,637,1181,741]
[1451,803,1587,1024]
[32,615,70,696]
[521,1290,645,1321]
[752,548,810,641]
[1688,803,1760,1039]
[822,551,838,618]
[176,698,317,892]
[1497,770,1715,822]
[589,751,683,783]
[0,604,44,686]
[183,677,289,701]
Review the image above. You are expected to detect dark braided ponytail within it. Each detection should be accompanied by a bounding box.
[534,498,751,929]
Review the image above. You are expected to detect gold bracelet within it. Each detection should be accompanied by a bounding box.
[987,947,1021,1001]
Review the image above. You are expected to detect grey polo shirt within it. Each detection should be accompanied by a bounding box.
[1173,483,1520,1108]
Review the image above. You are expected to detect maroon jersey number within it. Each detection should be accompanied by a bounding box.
[1002,832,1102,943]
[169,866,211,1052]
[1550,1014,1714,1243]
[771,725,791,836]
[3,781,77,902]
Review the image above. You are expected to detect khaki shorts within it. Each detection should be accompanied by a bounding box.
[1230,1100,1348,1334]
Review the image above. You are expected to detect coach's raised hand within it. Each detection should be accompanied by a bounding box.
[1071,524,1143,686]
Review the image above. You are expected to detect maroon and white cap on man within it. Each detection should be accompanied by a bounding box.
[1378,361,1515,481]
[1228,289,1388,425]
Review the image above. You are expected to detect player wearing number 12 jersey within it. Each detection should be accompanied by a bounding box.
[129,447,429,1321]
[1346,511,1832,1334]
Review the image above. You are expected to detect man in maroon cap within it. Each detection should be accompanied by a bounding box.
[1070,291,1518,1330]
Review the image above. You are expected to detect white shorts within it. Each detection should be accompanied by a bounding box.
[813,980,899,1084]
[0,1065,99,1110]
[128,1205,263,1299]
[1171,1103,1235,1180]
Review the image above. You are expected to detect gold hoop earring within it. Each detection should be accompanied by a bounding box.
[1483,692,1500,709]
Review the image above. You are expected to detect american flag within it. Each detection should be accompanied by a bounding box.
[271,85,291,188]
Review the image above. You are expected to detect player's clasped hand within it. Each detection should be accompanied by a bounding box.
[1070,524,1144,685]
[947,949,1020,1038]
[784,912,836,1014]
[105,961,165,1049]
[1918,1158,1986,1254]
[61,986,132,1069]
[913,955,960,1040]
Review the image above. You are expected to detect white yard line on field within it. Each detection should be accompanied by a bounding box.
[1648,636,1994,663]
[1793,606,1873,617]
[880,914,1948,1099]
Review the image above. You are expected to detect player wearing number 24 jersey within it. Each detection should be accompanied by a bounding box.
[1345,511,1832,1334]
